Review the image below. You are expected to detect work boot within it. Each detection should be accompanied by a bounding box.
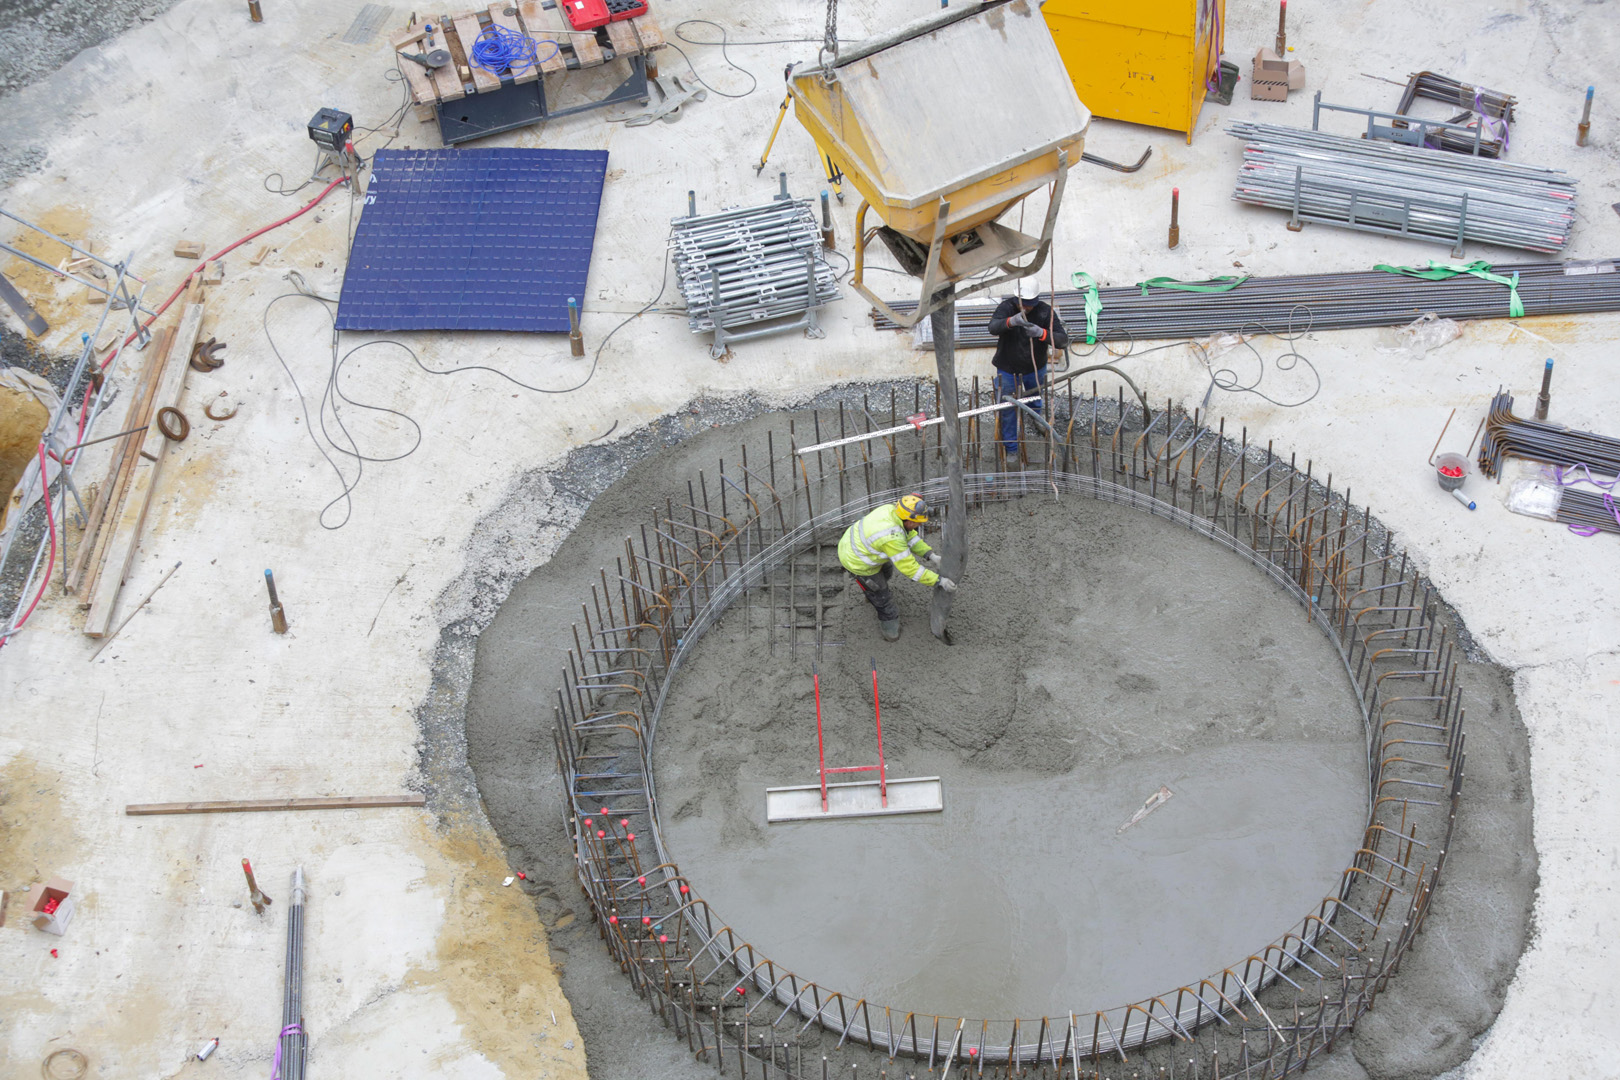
[879,618,901,642]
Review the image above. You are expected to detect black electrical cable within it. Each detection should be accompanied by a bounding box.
[673,19,855,48]
[262,250,676,528]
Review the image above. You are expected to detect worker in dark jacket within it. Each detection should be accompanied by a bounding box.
[987,286,1070,455]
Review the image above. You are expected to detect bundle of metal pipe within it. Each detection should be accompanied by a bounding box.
[1557,488,1620,535]
[1396,72,1515,158]
[279,867,307,1080]
[1228,121,1575,252]
[669,199,841,333]
[873,259,1620,346]
[1479,390,1620,477]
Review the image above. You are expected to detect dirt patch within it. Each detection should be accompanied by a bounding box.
[412,817,587,1080]
[1,204,92,339]
[0,377,49,531]
[0,755,87,896]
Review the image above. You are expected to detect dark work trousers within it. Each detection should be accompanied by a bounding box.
[996,367,1046,454]
[850,563,899,621]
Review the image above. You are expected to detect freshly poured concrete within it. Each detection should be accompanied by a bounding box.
[656,496,1368,1018]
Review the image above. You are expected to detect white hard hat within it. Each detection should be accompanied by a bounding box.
[1012,277,1042,300]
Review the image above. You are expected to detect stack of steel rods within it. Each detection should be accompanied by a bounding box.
[1396,72,1515,158]
[669,199,840,333]
[1479,390,1620,477]
[1228,121,1575,251]
[279,867,307,1080]
[1557,488,1620,535]
[874,259,1620,345]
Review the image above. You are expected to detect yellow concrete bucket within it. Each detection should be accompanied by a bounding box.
[789,0,1090,327]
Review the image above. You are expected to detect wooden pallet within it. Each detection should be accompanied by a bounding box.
[392,5,663,108]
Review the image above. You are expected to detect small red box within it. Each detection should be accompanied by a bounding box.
[31,877,76,936]
[561,0,610,31]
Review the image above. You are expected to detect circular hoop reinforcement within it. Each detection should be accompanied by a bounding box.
[551,392,1464,1074]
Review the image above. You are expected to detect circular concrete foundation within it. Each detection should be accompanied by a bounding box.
[460,389,1535,1080]
[655,495,1368,1018]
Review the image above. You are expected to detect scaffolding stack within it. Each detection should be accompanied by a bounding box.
[670,182,840,359]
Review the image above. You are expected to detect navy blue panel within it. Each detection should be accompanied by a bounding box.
[335,147,609,333]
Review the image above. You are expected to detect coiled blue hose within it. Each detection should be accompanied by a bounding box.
[470,24,559,74]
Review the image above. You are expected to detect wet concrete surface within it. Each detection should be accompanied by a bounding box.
[461,393,1534,1080]
[656,495,1369,1018]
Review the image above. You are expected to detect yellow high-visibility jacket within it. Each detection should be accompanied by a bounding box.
[837,503,938,585]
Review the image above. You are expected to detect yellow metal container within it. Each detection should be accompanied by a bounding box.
[1042,0,1225,142]
[786,0,1088,326]
[788,0,1089,246]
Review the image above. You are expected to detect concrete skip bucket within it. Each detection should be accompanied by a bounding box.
[787,0,1091,327]
[766,662,943,823]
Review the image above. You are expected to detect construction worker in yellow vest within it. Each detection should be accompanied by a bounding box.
[837,493,957,642]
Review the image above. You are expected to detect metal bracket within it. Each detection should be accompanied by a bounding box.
[707,251,826,359]
[849,149,1070,329]
[624,75,706,127]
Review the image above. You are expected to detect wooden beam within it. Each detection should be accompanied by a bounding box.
[83,300,205,636]
[125,794,428,816]
[423,20,466,101]
[391,25,440,105]
[486,2,539,84]
[515,1,567,74]
[68,326,173,594]
[544,0,601,66]
[453,14,503,93]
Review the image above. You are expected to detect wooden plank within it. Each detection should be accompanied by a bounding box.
[390,25,440,105]
[549,0,602,66]
[604,13,662,58]
[422,20,466,101]
[625,11,662,50]
[487,2,538,84]
[602,18,637,57]
[126,794,428,816]
[515,0,567,74]
[453,13,503,93]
[69,328,172,594]
[83,301,205,637]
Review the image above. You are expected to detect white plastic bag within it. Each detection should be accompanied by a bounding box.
[1377,312,1462,358]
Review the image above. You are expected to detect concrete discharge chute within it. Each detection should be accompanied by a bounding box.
[787,0,1089,640]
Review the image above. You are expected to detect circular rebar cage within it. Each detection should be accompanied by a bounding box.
[550,384,1464,1077]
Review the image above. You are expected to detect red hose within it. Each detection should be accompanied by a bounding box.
[104,175,350,368]
[3,176,351,647]
[1,444,59,648]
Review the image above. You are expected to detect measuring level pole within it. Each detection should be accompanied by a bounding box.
[813,665,828,812]
[871,658,888,807]
[928,282,968,644]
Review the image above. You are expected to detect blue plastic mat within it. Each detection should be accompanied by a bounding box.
[335,147,609,333]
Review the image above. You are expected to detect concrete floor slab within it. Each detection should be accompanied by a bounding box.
[0,0,1614,1076]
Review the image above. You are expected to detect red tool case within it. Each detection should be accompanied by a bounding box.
[561,0,648,31]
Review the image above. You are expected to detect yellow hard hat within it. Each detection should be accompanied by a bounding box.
[897,493,930,525]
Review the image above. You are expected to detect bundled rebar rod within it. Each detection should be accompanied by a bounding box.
[873,258,1620,346]
[1480,390,1620,477]
[670,198,840,333]
[277,867,307,1080]
[1395,72,1516,158]
[1228,121,1574,252]
[1558,487,1620,535]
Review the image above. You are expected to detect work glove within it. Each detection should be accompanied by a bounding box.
[1006,311,1029,329]
[1021,323,1046,339]
[925,552,942,568]
[936,577,957,593]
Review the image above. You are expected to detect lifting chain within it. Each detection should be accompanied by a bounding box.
[818,0,838,78]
